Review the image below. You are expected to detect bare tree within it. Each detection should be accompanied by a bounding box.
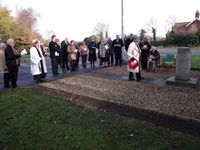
[146,17,158,42]
[165,15,179,33]
[44,30,56,39]
[139,29,146,40]
[93,22,109,40]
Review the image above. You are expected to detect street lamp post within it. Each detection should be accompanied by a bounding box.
[121,0,124,41]
[121,0,127,61]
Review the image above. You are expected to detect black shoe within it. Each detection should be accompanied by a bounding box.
[36,80,42,83]
[12,85,17,89]
[53,73,60,76]
[129,78,135,81]
[39,78,46,82]
[4,86,10,89]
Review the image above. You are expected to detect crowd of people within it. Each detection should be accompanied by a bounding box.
[0,34,160,89]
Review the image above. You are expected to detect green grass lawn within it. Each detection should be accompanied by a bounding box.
[191,55,200,69]
[0,89,200,150]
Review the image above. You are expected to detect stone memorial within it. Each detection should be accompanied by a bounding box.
[166,47,198,88]
[175,47,191,81]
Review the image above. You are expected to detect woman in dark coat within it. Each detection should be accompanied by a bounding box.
[139,37,151,70]
[88,39,97,68]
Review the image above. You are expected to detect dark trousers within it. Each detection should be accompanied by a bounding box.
[70,60,77,71]
[51,56,61,75]
[141,52,149,70]
[81,55,87,68]
[90,61,95,67]
[108,53,114,66]
[115,50,122,66]
[62,56,69,70]
[76,57,79,68]
[33,73,46,81]
[3,73,10,88]
[5,66,18,88]
[129,72,141,81]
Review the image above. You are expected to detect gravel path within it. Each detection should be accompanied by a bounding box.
[40,71,200,121]
[95,66,200,79]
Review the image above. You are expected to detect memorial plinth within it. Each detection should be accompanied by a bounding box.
[166,47,198,88]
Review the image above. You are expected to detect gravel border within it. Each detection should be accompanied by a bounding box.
[33,85,200,136]
[40,73,200,121]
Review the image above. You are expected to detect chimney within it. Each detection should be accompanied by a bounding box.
[195,10,200,19]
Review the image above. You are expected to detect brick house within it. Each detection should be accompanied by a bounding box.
[173,10,200,36]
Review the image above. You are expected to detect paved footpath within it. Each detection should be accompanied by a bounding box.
[0,61,166,93]
[0,58,100,92]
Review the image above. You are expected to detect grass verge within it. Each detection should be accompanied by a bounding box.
[0,88,199,150]
[191,55,200,69]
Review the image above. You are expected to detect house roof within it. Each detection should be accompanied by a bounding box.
[186,19,200,27]
[174,22,190,28]
[174,19,200,29]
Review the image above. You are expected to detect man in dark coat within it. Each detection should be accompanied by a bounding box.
[5,38,21,89]
[61,38,70,70]
[112,35,124,67]
[107,37,114,66]
[49,35,62,75]
[125,34,134,52]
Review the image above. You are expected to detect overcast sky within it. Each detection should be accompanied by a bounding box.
[1,0,199,41]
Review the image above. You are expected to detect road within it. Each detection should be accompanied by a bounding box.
[122,48,200,60]
[159,48,200,55]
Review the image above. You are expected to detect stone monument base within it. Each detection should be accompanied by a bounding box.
[166,76,198,88]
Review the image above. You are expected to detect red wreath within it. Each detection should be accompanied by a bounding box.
[128,57,139,69]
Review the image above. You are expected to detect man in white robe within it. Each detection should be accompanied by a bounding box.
[127,35,142,81]
[30,39,47,82]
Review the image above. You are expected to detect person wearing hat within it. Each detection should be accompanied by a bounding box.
[147,46,160,72]
[0,43,9,88]
[127,35,142,81]
[30,39,47,82]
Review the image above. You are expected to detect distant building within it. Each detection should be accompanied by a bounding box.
[172,10,200,36]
